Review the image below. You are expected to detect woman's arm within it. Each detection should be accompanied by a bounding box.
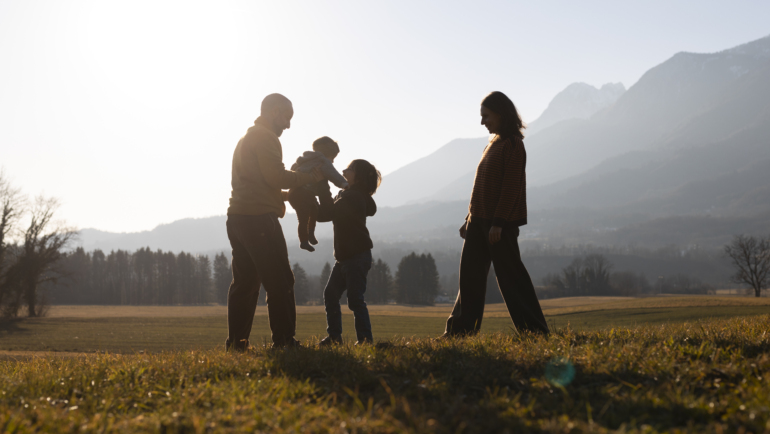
[492,140,525,225]
[490,140,525,244]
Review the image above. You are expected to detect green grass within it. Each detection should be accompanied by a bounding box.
[2,306,769,353]
[1,315,770,432]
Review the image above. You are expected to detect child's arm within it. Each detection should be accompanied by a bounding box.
[321,160,349,189]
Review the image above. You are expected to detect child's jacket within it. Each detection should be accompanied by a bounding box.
[290,151,349,190]
[318,188,377,261]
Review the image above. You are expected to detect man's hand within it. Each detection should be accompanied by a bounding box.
[311,167,325,182]
[489,226,502,245]
[459,222,468,239]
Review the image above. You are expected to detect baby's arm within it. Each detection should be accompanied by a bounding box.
[322,160,349,189]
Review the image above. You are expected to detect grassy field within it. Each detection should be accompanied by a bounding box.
[1,296,769,354]
[1,315,769,432]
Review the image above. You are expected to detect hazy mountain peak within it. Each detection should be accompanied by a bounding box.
[724,34,770,59]
[526,82,625,136]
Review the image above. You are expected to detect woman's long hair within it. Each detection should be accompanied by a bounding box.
[349,159,382,196]
[481,91,526,140]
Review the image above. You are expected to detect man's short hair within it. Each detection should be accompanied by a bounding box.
[312,136,340,159]
[260,93,292,115]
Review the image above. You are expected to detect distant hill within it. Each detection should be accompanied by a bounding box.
[528,62,770,217]
[526,82,625,136]
[76,201,471,254]
[379,82,627,207]
[75,35,770,264]
[526,34,770,186]
[409,34,770,206]
[375,137,487,207]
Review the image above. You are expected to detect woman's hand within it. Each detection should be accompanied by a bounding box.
[489,226,502,244]
[459,222,468,239]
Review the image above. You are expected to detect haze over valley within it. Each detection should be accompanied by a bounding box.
[73,34,770,288]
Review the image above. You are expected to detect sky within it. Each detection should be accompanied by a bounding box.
[1,0,769,233]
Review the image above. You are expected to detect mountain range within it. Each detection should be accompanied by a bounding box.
[77,34,770,260]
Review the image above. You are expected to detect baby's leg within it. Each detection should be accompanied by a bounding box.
[288,189,315,252]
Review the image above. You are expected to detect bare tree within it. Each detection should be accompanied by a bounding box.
[724,235,770,298]
[4,196,77,317]
[0,170,25,306]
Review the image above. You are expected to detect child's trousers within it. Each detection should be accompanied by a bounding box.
[287,187,319,244]
[323,250,373,342]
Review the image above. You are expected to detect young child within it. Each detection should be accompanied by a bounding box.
[288,137,349,252]
[317,159,381,346]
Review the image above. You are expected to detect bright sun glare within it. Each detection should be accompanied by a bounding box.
[76,2,243,111]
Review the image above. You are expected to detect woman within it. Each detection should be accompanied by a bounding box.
[442,91,549,337]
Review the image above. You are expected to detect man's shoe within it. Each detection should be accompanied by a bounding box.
[271,338,303,350]
[226,338,250,352]
[308,232,319,245]
[285,338,303,348]
[318,336,343,347]
[355,339,372,346]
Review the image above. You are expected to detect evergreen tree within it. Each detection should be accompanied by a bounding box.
[421,253,440,305]
[194,255,213,305]
[213,252,231,305]
[395,252,439,305]
[292,262,309,305]
[368,258,393,304]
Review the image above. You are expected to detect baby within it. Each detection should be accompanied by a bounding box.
[288,136,349,252]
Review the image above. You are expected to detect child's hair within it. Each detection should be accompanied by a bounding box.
[312,136,340,159]
[349,159,382,196]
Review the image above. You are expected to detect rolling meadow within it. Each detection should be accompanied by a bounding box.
[1,296,770,432]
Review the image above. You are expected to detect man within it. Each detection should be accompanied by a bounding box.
[226,93,323,350]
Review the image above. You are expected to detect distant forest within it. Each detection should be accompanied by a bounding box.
[45,243,729,308]
[49,248,443,307]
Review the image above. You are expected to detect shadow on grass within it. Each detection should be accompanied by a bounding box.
[0,318,28,333]
[261,339,710,432]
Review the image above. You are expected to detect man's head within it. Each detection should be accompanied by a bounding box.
[260,93,293,137]
[312,136,340,162]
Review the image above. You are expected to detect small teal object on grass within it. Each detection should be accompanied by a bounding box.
[545,357,576,387]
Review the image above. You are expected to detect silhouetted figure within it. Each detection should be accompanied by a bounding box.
[225,93,324,351]
[316,159,381,346]
[442,91,549,337]
[288,136,348,252]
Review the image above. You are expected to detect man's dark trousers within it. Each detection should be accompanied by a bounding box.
[445,218,549,336]
[226,213,297,348]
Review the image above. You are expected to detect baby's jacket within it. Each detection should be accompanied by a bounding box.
[291,151,349,191]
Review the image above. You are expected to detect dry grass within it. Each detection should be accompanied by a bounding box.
[543,295,770,316]
[44,296,768,319]
[2,315,769,433]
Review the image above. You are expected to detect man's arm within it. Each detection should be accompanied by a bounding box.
[251,132,315,190]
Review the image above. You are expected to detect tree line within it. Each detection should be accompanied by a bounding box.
[42,249,443,308]
[539,253,716,297]
[218,252,442,306]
